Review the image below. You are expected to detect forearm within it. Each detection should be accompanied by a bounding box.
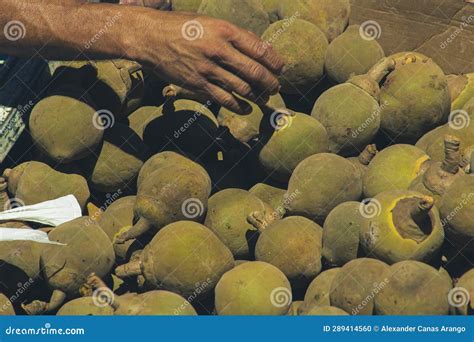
[0,1,155,62]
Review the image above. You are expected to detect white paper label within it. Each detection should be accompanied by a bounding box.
[0,228,65,245]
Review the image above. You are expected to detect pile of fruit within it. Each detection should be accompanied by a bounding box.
[1,0,474,316]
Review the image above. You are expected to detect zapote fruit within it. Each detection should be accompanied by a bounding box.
[22,217,115,315]
[261,19,328,94]
[347,144,378,178]
[312,58,394,156]
[452,269,474,315]
[300,268,340,311]
[215,261,291,315]
[115,221,234,298]
[447,73,474,111]
[3,161,90,209]
[249,183,286,211]
[286,153,363,224]
[325,25,385,84]
[299,305,348,316]
[359,190,445,264]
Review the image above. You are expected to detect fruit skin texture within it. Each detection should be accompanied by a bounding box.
[0,239,43,285]
[29,95,103,163]
[42,217,115,297]
[363,144,430,198]
[378,53,451,143]
[453,269,474,315]
[128,106,162,139]
[0,294,15,315]
[97,196,137,262]
[4,161,90,209]
[113,291,197,316]
[255,216,323,281]
[217,94,285,144]
[140,221,234,297]
[299,305,348,316]
[56,297,114,316]
[204,189,274,259]
[258,112,328,181]
[301,268,340,310]
[359,190,444,264]
[215,261,291,315]
[330,258,389,315]
[439,174,474,253]
[325,25,385,84]
[261,0,280,22]
[279,0,351,42]
[375,261,452,315]
[261,19,328,94]
[311,82,380,156]
[447,73,474,111]
[171,0,201,12]
[249,183,286,211]
[198,0,270,36]
[322,201,363,266]
[82,124,148,193]
[286,153,363,224]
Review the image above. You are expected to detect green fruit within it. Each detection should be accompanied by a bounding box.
[137,151,202,189]
[204,189,274,259]
[3,161,90,209]
[363,144,430,198]
[312,58,393,155]
[279,0,351,42]
[409,135,463,204]
[0,239,43,283]
[0,294,15,315]
[114,291,197,316]
[198,0,270,36]
[128,106,162,139]
[215,261,291,315]
[347,144,378,178]
[325,25,385,83]
[447,73,474,111]
[217,94,285,144]
[82,124,148,193]
[142,98,219,158]
[374,261,452,315]
[299,305,348,316]
[286,153,363,224]
[88,60,144,116]
[439,172,474,253]
[258,111,328,180]
[302,268,340,309]
[41,217,115,297]
[261,19,328,94]
[322,201,363,266]
[56,297,114,316]
[115,221,234,298]
[171,0,201,12]
[97,196,137,262]
[378,53,451,143]
[249,183,286,211]
[359,190,444,264]
[453,269,474,315]
[29,95,103,163]
[330,258,389,315]
[255,216,323,281]
[261,0,280,22]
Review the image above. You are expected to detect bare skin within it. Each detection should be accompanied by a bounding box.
[1,0,284,113]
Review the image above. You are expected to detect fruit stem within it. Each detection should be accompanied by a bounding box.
[367,57,396,84]
[247,209,282,232]
[115,259,143,278]
[441,135,461,174]
[82,273,120,311]
[115,217,152,243]
[358,144,377,166]
[22,289,66,315]
[392,196,434,243]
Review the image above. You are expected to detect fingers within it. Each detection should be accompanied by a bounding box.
[203,82,252,114]
[215,46,280,99]
[229,29,285,76]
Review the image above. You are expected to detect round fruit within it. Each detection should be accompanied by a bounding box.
[299,305,348,316]
[0,294,15,315]
[452,269,474,315]
[325,25,385,84]
[56,297,114,316]
[249,183,286,211]
[215,261,291,315]
[347,144,378,178]
[302,268,340,309]
[447,73,474,111]
[363,144,430,198]
[286,153,363,224]
[374,261,452,315]
[261,19,328,94]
